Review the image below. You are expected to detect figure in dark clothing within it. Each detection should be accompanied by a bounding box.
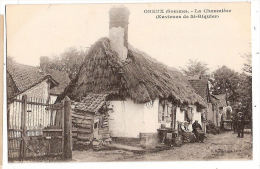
[237,112,245,138]
[192,120,205,142]
[231,114,237,133]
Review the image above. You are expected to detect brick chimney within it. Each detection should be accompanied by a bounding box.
[109,7,130,61]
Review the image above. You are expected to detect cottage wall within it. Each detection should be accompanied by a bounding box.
[21,79,49,101]
[206,103,214,122]
[191,105,202,125]
[175,105,202,126]
[109,99,202,138]
[206,103,218,125]
[158,100,174,128]
[109,99,160,138]
[176,107,185,128]
[143,100,160,133]
[50,95,58,104]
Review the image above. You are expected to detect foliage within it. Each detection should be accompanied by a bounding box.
[7,56,15,64]
[210,66,241,102]
[210,54,252,119]
[181,59,209,78]
[242,53,252,75]
[235,54,252,118]
[40,47,87,80]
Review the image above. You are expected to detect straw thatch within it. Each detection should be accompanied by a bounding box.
[57,37,206,107]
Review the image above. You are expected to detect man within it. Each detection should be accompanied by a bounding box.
[231,113,237,133]
[237,112,245,138]
[192,120,205,142]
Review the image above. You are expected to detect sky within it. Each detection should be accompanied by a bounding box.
[6,2,251,72]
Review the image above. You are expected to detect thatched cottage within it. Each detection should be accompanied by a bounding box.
[57,7,207,144]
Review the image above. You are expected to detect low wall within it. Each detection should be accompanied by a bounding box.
[139,133,159,148]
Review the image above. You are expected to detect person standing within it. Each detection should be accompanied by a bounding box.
[192,120,205,142]
[231,113,238,133]
[237,112,245,138]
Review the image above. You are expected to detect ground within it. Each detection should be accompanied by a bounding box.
[72,131,252,162]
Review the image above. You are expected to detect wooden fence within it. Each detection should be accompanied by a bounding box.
[8,95,72,161]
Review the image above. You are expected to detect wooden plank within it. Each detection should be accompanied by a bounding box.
[72,128,77,132]
[42,129,63,132]
[73,112,94,119]
[75,128,92,134]
[72,123,92,129]
[12,99,50,106]
[76,135,92,141]
[63,96,72,160]
[72,113,93,120]
[75,141,91,146]
[72,119,92,125]
[20,95,27,161]
[49,104,64,110]
[8,129,23,132]
[61,101,64,156]
[8,137,22,141]
[43,136,63,139]
[102,134,110,139]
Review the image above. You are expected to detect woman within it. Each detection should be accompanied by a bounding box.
[181,121,196,143]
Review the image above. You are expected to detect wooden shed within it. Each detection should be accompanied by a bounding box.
[71,93,111,148]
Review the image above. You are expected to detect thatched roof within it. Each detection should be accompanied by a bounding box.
[57,38,206,107]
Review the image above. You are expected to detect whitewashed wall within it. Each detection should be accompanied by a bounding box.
[50,95,58,104]
[109,99,160,138]
[109,98,202,138]
[176,107,185,128]
[22,79,49,100]
[143,100,160,133]
[158,100,173,128]
[175,105,202,127]
[191,105,202,125]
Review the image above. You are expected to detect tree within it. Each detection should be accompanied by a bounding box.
[181,59,209,78]
[7,56,15,65]
[242,53,252,75]
[210,53,252,119]
[210,66,241,102]
[40,47,87,80]
[235,54,252,118]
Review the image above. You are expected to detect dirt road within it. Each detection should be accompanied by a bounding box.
[72,131,252,162]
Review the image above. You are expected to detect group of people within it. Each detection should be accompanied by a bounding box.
[180,120,205,143]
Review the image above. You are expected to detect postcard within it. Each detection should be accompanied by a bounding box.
[3,2,257,168]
